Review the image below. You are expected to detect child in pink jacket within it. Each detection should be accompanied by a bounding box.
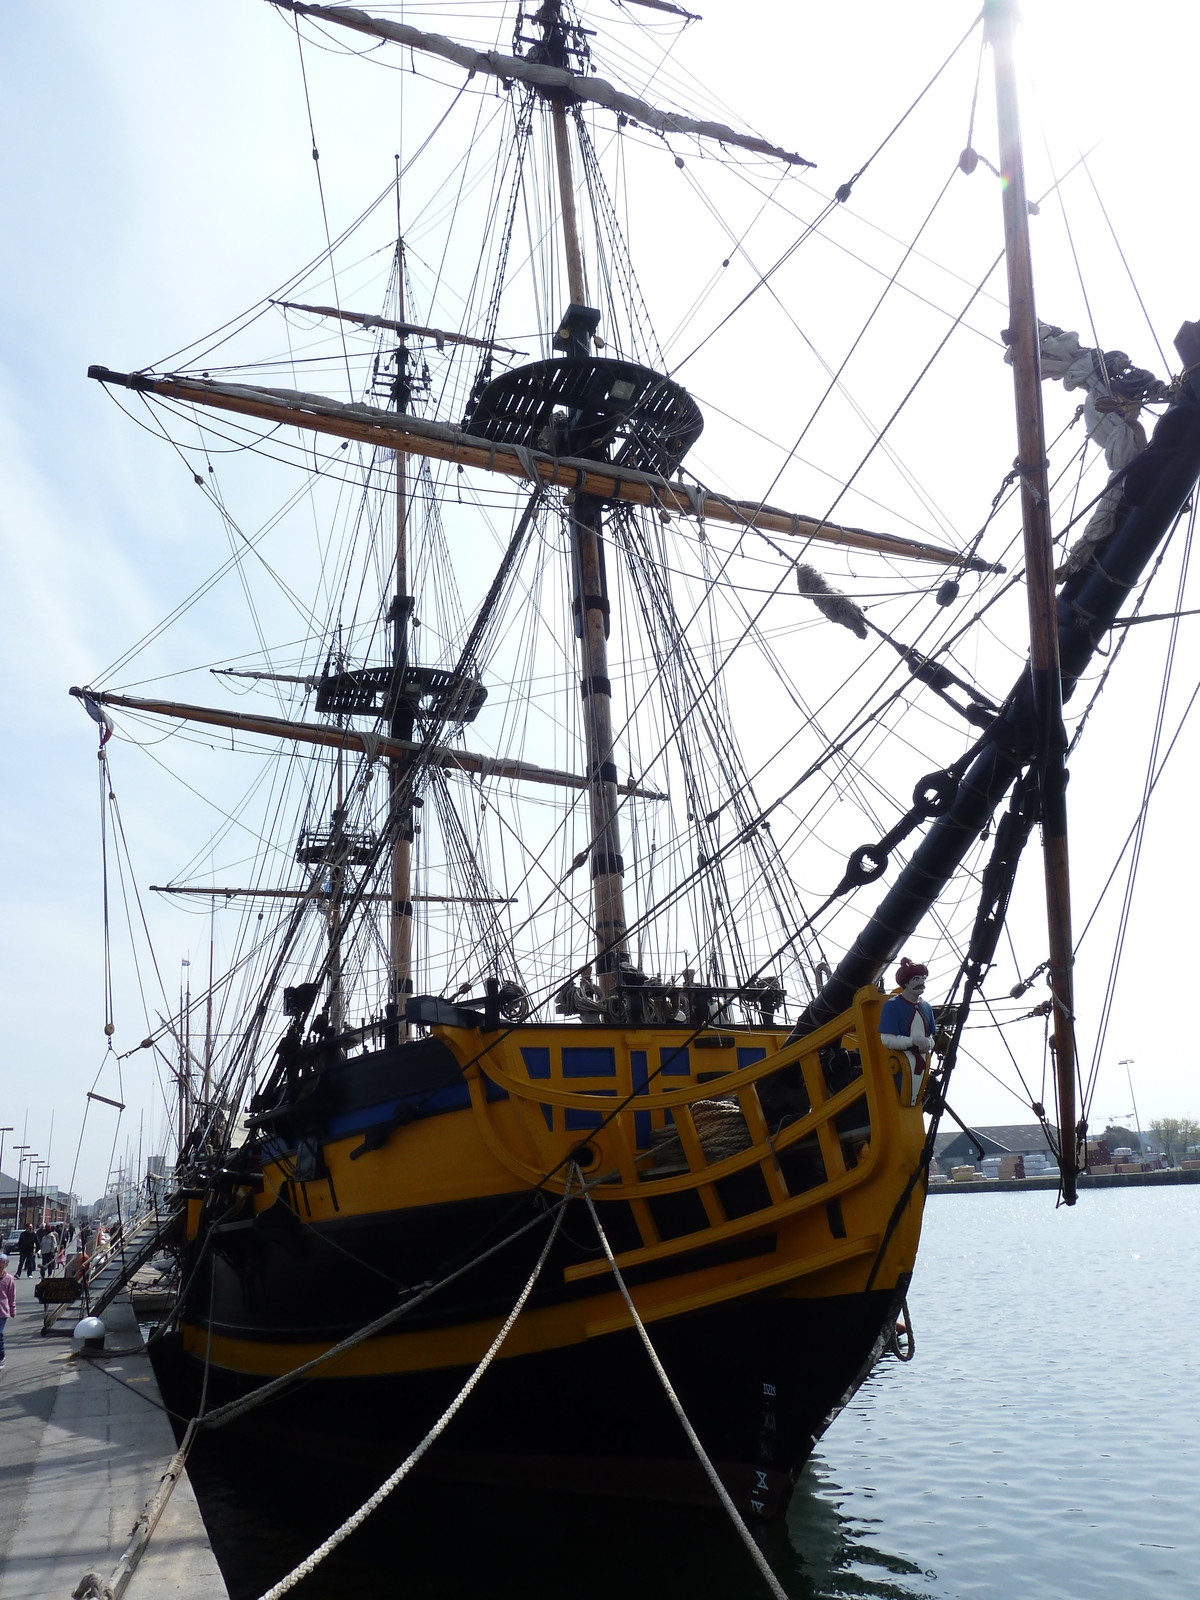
[0,1253,16,1369]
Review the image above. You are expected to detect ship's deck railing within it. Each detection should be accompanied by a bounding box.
[455,984,918,1276]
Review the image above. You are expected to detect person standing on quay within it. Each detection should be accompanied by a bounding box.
[38,1227,58,1280]
[16,1223,37,1278]
[0,1254,15,1370]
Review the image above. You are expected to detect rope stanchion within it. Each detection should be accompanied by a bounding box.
[255,1169,575,1600]
[580,1178,788,1600]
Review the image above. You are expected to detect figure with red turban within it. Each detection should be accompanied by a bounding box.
[879,957,935,1104]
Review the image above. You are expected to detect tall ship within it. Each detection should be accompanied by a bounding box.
[73,0,1200,1528]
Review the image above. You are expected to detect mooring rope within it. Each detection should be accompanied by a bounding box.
[255,1168,575,1600]
[197,1170,595,1430]
[580,1177,788,1600]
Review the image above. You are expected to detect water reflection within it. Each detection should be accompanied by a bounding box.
[185,1430,934,1600]
[784,1459,935,1598]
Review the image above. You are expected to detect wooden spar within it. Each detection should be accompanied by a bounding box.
[213,668,319,687]
[274,3,813,167]
[86,367,998,572]
[271,299,520,355]
[622,0,700,18]
[69,688,668,801]
[151,885,516,904]
[988,0,1078,1202]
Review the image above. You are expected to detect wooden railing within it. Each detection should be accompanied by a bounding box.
[458,984,919,1276]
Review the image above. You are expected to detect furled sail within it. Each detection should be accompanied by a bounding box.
[273,2,813,167]
[1007,321,1171,579]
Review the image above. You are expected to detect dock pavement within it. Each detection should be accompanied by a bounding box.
[0,1277,228,1599]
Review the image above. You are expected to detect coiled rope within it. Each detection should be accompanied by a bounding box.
[255,1168,575,1600]
[580,1176,788,1600]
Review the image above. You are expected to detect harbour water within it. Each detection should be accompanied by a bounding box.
[186,1187,1200,1598]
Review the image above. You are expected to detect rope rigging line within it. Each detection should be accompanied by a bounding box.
[706,401,1096,841]
[1067,510,1181,755]
[253,1167,575,1600]
[673,8,983,372]
[762,161,966,521]
[1079,152,1171,375]
[1075,672,1200,956]
[581,1178,788,1600]
[294,10,354,394]
[863,769,1044,1277]
[1083,493,1197,1120]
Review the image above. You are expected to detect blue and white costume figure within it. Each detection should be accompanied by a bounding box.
[879,957,935,1105]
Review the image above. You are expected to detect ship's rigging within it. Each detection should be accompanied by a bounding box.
[50,11,1200,1588]
[74,0,1196,1213]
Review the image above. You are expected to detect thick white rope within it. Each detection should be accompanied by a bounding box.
[581,1179,789,1600]
[256,1173,573,1600]
[202,1172,582,1431]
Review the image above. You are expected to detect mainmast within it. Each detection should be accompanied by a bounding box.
[987,0,1078,1201]
[389,234,414,1040]
[541,0,630,994]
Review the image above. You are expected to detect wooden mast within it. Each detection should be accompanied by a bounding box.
[389,233,413,1042]
[552,98,586,308]
[178,971,187,1159]
[988,0,1078,1201]
[546,13,630,997]
[328,734,346,1035]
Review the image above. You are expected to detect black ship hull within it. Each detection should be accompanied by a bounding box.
[157,1280,905,1521]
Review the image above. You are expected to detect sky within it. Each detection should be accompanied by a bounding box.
[3,0,1200,1204]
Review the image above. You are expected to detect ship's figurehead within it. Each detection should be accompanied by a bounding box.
[879,957,934,1106]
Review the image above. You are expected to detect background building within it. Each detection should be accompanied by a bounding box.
[0,1171,78,1230]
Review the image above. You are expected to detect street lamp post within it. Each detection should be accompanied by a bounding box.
[14,1149,33,1232]
[0,1128,12,1232]
[1117,1059,1145,1153]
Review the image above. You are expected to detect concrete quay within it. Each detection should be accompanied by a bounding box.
[0,1281,227,1599]
[929,1167,1200,1195]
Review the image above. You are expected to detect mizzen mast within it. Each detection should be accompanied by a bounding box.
[987,0,1078,1202]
